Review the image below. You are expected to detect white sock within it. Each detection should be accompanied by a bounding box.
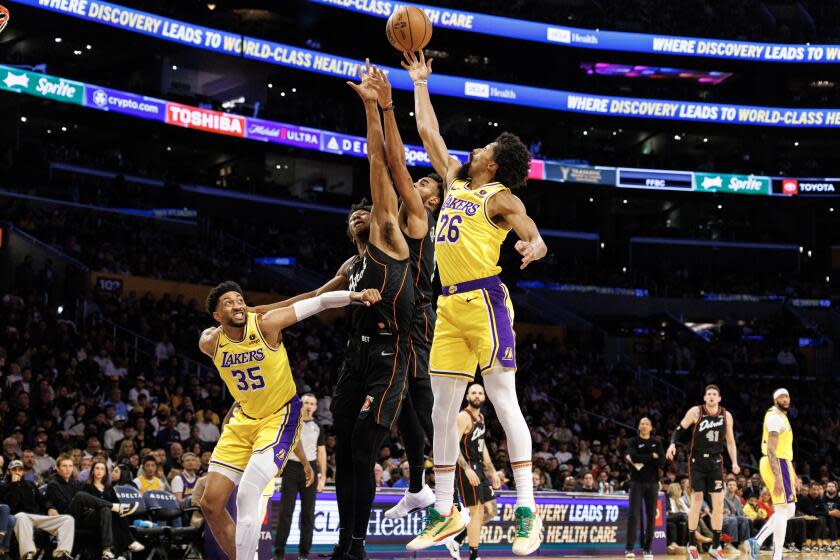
[771,504,790,560]
[483,368,536,510]
[430,376,467,514]
[512,461,536,510]
[433,466,455,514]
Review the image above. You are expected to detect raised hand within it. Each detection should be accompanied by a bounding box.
[515,239,546,269]
[401,50,433,82]
[368,66,393,109]
[346,58,378,102]
[352,288,382,306]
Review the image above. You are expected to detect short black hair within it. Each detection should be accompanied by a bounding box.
[425,172,444,202]
[206,281,244,315]
[142,454,158,466]
[491,132,531,190]
[348,198,372,221]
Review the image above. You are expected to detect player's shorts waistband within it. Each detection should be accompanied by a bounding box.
[441,275,501,296]
[237,395,300,421]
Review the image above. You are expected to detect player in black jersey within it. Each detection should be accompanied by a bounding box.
[667,385,740,560]
[447,384,500,560]
[365,65,446,519]
[288,61,414,560]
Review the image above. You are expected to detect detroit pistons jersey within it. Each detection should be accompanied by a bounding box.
[435,180,510,286]
[212,312,296,418]
[460,410,486,467]
[691,405,726,456]
[406,209,436,304]
[347,242,414,336]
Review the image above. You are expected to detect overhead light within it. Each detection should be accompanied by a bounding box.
[409,111,414,117]
[19,116,26,123]
[612,131,617,136]
[166,146,172,152]
[47,129,52,134]
[799,246,804,253]
[207,3,217,10]
[57,306,63,315]
[291,87,297,93]
[54,37,62,43]
[280,92,285,97]
[830,207,835,213]
[807,250,812,258]
[172,65,178,70]
[86,44,92,50]
[622,199,628,204]
[827,276,831,283]
[73,50,82,55]
[589,197,594,202]
[794,141,799,147]
[487,121,492,126]
[622,267,627,273]
[268,83,273,88]
[703,137,708,143]
[275,164,282,169]
[582,130,588,136]
[717,204,722,209]
[600,242,605,249]
[60,126,67,132]
[673,134,682,141]
[493,122,498,127]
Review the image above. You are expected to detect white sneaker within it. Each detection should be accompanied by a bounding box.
[445,538,461,559]
[128,542,145,553]
[384,485,435,519]
[644,550,654,560]
[627,552,636,559]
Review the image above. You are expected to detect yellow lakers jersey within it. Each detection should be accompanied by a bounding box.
[212,312,296,419]
[435,180,510,286]
[762,407,793,460]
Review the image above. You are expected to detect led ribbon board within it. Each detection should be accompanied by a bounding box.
[306,0,840,63]
[14,0,840,126]
[2,64,838,197]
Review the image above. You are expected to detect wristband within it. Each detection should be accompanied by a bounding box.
[414,80,428,86]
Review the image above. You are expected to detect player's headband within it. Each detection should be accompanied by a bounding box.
[773,388,789,400]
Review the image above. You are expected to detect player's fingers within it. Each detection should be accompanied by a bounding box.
[346,81,359,92]
[400,60,411,71]
[365,57,371,76]
[418,50,425,64]
[427,58,434,71]
[403,51,413,65]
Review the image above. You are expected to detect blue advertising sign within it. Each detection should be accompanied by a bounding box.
[306,0,840,64]
[18,0,840,126]
[617,168,694,191]
[85,86,166,121]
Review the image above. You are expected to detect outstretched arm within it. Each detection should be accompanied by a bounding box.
[247,275,348,314]
[370,66,428,239]
[198,327,221,357]
[402,51,460,185]
[258,289,381,333]
[488,190,547,269]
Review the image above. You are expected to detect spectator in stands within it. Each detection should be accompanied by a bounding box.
[19,451,42,486]
[743,474,762,499]
[155,415,182,449]
[822,481,840,549]
[2,439,19,466]
[171,452,200,504]
[32,439,55,476]
[196,410,220,443]
[82,460,145,557]
[665,483,688,554]
[723,479,752,555]
[799,480,829,551]
[103,416,126,452]
[577,472,596,492]
[6,459,75,560]
[133,455,166,493]
[391,461,410,489]
[127,376,150,405]
[0,500,14,559]
[744,493,769,533]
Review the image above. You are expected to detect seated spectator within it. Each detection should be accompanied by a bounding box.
[799,480,829,551]
[19,451,42,486]
[665,482,688,554]
[6,459,75,560]
[822,480,840,549]
[577,472,596,492]
[171,452,200,503]
[32,438,55,477]
[0,501,15,558]
[133,455,166,493]
[79,460,144,557]
[390,461,410,489]
[744,493,769,533]
[723,480,752,555]
[103,416,126,452]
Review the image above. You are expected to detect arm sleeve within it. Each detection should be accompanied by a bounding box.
[292,291,353,322]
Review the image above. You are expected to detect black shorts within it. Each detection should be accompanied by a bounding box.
[689,454,725,494]
[456,463,494,507]
[331,336,410,429]
[409,303,436,381]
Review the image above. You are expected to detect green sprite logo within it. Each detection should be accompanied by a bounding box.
[693,172,770,195]
[0,66,84,105]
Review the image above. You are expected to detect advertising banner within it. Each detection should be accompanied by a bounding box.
[263,489,666,557]
[545,163,617,185]
[693,172,771,195]
[85,85,166,121]
[165,102,246,138]
[0,66,84,104]
[16,1,840,125]
[772,178,840,196]
[617,168,694,191]
[305,0,840,64]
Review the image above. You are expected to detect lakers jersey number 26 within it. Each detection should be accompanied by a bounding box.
[430,179,517,380]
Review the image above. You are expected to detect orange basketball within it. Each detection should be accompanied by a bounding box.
[0,5,9,35]
[386,6,432,52]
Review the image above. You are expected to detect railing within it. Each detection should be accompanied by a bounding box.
[80,301,214,383]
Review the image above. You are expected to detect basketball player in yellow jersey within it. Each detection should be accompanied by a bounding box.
[403,51,547,556]
[198,281,380,560]
[747,389,796,560]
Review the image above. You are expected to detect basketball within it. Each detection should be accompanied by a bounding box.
[385,6,432,52]
[0,4,9,34]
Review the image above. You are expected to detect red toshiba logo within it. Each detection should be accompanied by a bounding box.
[782,179,799,195]
[655,498,664,527]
